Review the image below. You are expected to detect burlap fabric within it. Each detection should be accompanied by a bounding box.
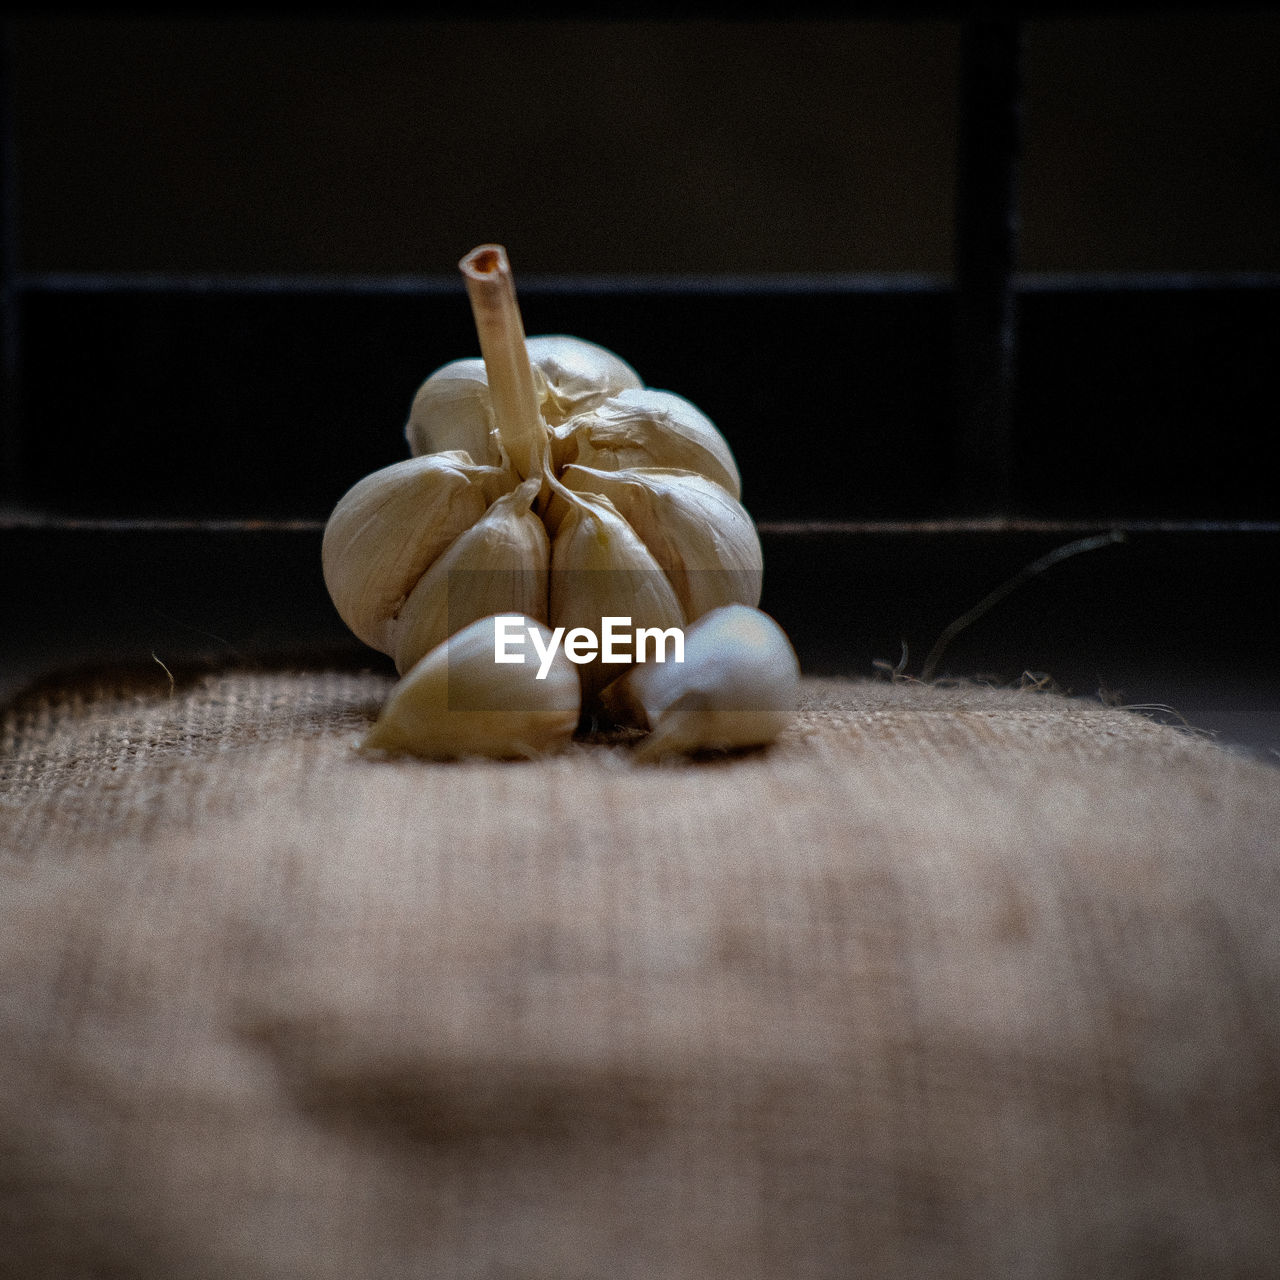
[2,666,1279,1279]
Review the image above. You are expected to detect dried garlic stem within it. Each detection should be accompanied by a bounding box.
[459,244,547,482]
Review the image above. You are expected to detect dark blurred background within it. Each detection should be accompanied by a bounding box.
[2,9,1278,754]
[8,12,1279,276]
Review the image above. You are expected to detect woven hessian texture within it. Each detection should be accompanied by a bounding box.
[2,667,1279,1279]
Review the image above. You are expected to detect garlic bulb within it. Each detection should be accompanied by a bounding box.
[362,614,580,760]
[322,245,764,711]
[598,604,800,760]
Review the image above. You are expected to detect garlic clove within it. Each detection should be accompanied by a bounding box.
[321,452,493,654]
[525,335,643,425]
[404,357,501,466]
[549,491,686,704]
[362,613,581,760]
[599,603,799,760]
[558,464,763,621]
[391,478,550,675]
[552,387,742,500]
[407,335,641,465]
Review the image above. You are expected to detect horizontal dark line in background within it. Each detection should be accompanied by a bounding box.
[761,518,1280,535]
[15,271,1280,297]
[0,512,329,533]
[16,271,947,296]
[3,510,1278,536]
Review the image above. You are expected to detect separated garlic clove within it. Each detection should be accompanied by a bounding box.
[552,387,742,500]
[549,490,685,702]
[558,464,763,621]
[362,613,581,760]
[321,451,496,654]
[390,477,550,675]
[600,603,799,761]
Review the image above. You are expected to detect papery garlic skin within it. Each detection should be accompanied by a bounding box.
[405,336,642,463]
[404,359,501,466]
[526,335,643,425]
[391,477,549,674]
[553,388,742,500]
[362,614,581,760]
[557,465,762,620]
[600,604,799,760]
[321,452,498,652]
[549,491,686,702]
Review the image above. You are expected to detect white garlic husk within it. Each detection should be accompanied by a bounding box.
[390,477,549,674]
[403,358,503,465]
[555,465,762,620]
[407,334,644,462]
[552,387,742,500]
[548,489,687,702]
[362,614,581,760]
[321,451,504,653]
[599,604,799,760]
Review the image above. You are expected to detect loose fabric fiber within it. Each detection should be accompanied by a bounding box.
[2,667,1279,1279]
